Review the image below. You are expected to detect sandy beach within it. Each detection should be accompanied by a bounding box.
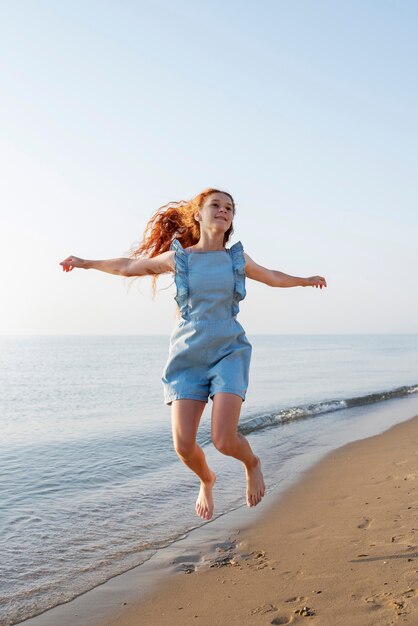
[95,413,418,626]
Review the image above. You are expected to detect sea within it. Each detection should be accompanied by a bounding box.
[1,334,418,625]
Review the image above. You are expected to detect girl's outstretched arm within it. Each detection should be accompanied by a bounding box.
[243,252,327,289]
[59,251,174,276]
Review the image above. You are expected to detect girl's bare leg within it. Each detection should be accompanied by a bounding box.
[171,399,217,520]
[211,392,265,507]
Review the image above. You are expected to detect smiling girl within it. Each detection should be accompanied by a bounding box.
[60,188,326,521]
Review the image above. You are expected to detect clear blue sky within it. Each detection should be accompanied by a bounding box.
[1,0,417,334]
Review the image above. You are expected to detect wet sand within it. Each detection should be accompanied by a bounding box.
[98,413,418,626]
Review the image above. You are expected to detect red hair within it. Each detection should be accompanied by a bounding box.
[128,188,236,298]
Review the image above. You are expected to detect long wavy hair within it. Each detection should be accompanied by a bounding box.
[128,188,236,299]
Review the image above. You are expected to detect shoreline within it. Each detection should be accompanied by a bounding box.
[103,412,418,625]
[20,406,418,626]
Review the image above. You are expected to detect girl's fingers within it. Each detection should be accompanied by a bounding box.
[60,258,74,271]
[312,279,326,288]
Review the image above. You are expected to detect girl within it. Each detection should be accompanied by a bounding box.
[60,188,327,522]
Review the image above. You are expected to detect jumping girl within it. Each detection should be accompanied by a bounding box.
[60,188,327,522]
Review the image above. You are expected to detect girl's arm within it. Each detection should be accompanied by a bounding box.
[60,251,175,276]
[243,252,327,289]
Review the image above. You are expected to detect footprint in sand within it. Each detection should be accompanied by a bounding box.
[364,589,417,618]
[392,598,411,617]
[285,596,306,603]
[390,589,418,617]
[250,603,277,615]
[246,549,270,571]
[357,517,372,529]
[391,532,415,544]
[365,591,393,603]
[364,591,394,614]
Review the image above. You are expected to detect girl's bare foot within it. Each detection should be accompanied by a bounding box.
[245,455,265,507]
[195,470,217,520]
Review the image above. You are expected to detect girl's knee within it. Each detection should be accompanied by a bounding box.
[173,437,196,459]
[212,435,236,456]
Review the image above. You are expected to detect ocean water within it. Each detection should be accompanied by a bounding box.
[1,334,418,625]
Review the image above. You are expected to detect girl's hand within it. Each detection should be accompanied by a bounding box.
[305,276,327,289]
[59,256,86,272]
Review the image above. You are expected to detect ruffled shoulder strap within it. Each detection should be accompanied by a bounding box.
[170,239,189,319]
[228,241,247,316]
[170,238,184,253]
[229,240,243,256]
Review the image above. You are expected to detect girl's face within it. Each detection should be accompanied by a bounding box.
[196,193,234,232]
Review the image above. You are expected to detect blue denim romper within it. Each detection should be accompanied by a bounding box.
[161,238,252,405]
